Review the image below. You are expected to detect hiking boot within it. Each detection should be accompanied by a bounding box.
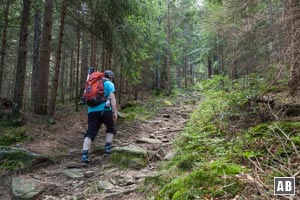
[81,157,91,164]
[81,150,91,163]
[104,143,113,154]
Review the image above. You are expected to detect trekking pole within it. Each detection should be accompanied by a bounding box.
[87,66,95,80]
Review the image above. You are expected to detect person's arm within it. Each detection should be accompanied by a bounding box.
[109,92,118,120]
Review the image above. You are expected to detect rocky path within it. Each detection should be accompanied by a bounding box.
[1,93,200,200]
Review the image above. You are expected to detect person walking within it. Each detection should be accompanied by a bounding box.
[81,69,118,163]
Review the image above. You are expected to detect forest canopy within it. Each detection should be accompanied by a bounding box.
[0,0,297,123]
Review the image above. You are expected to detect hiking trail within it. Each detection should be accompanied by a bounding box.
[0,91,201,200]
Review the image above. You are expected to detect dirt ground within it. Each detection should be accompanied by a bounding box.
[0,97,197,200]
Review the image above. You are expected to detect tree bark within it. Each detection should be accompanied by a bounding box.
[34,0,54,115]
[90,34,96,68]
[12,0,31,120]
[48,0,67,123]
[31,8,42,110]
[176,65,181,89]
[184,54,188,88]
[288,0,300,95]
[0,0,10,96]
[118,62,123,104]
[232,46,238,79]
[69,49,74,101]
[60,48,66,104]
[81,33,89,94]
[75,25,81,112]
[166,0,171,95]
[208,55,212,79]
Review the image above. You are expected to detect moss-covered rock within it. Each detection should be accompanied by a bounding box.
[109,145,148,169]
[12,177,45,199]
[0,146,53,172]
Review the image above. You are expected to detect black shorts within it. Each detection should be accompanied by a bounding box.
[85,111,116,141]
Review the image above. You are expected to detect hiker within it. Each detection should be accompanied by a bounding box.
[81,69,118,163]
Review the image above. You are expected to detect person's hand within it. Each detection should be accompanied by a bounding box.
[113,112,118,121]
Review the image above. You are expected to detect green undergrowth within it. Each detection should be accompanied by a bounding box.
[120,95,183,122]
[0,126,31,146]
[144,75,294,199]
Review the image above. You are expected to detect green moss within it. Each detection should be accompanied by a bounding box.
[0,146,47,171]
[248,123,270,136]
[275,121,300,134]
[163,99,173,106]
[291,135,300,145]
[211,162,244,175]
[121,105,156,122]
[249,121,300,135]
[0,159,25,171]
[109,152,147,169]
[0,126,31,146]
[175,154,198,171]
[155,167,244,200]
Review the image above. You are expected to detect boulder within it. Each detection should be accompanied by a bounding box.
[0,146,53,172]
[12,177,45,199]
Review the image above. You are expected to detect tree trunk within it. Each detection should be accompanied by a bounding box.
[288,0,300,95]
[213,55,219,75]
[81,33,89,94]
[34,0,54,115]
[118,62,123,104]
[156,52,161,93]
[208,55,212,79]
[12,0,31,121]
[232,46,238,79]
[69,49,74,101]
[166,0,171,95]
[190,59,194,85]
[176,65,181,89]
[75,25,81,112]
[60,48,66,104]
[0,0,10,96]
[48,0,67,123]
[31,8,42,111]
[90,34,96,67]
[184,54,188,88]
[101,41,105,71]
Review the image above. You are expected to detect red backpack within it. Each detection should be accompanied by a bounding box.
[82,72,107,107]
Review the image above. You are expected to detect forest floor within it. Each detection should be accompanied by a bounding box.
[0,92,200,200]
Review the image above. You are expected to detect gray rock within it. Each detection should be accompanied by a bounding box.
[43,195,60,200]
[136,137,162,144]
[84,171,95,178]
[65,162,82,169]
[12,177,45,199]
[123,175,135,185]
[128,157,146,169]
[113,145,148,158]
[97,180,114,190]
[115,175,135,186]
[164,152,174,161]
[63,169,84,179]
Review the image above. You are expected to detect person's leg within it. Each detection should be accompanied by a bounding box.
[103,111,116,154]
[81,112,101,162]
